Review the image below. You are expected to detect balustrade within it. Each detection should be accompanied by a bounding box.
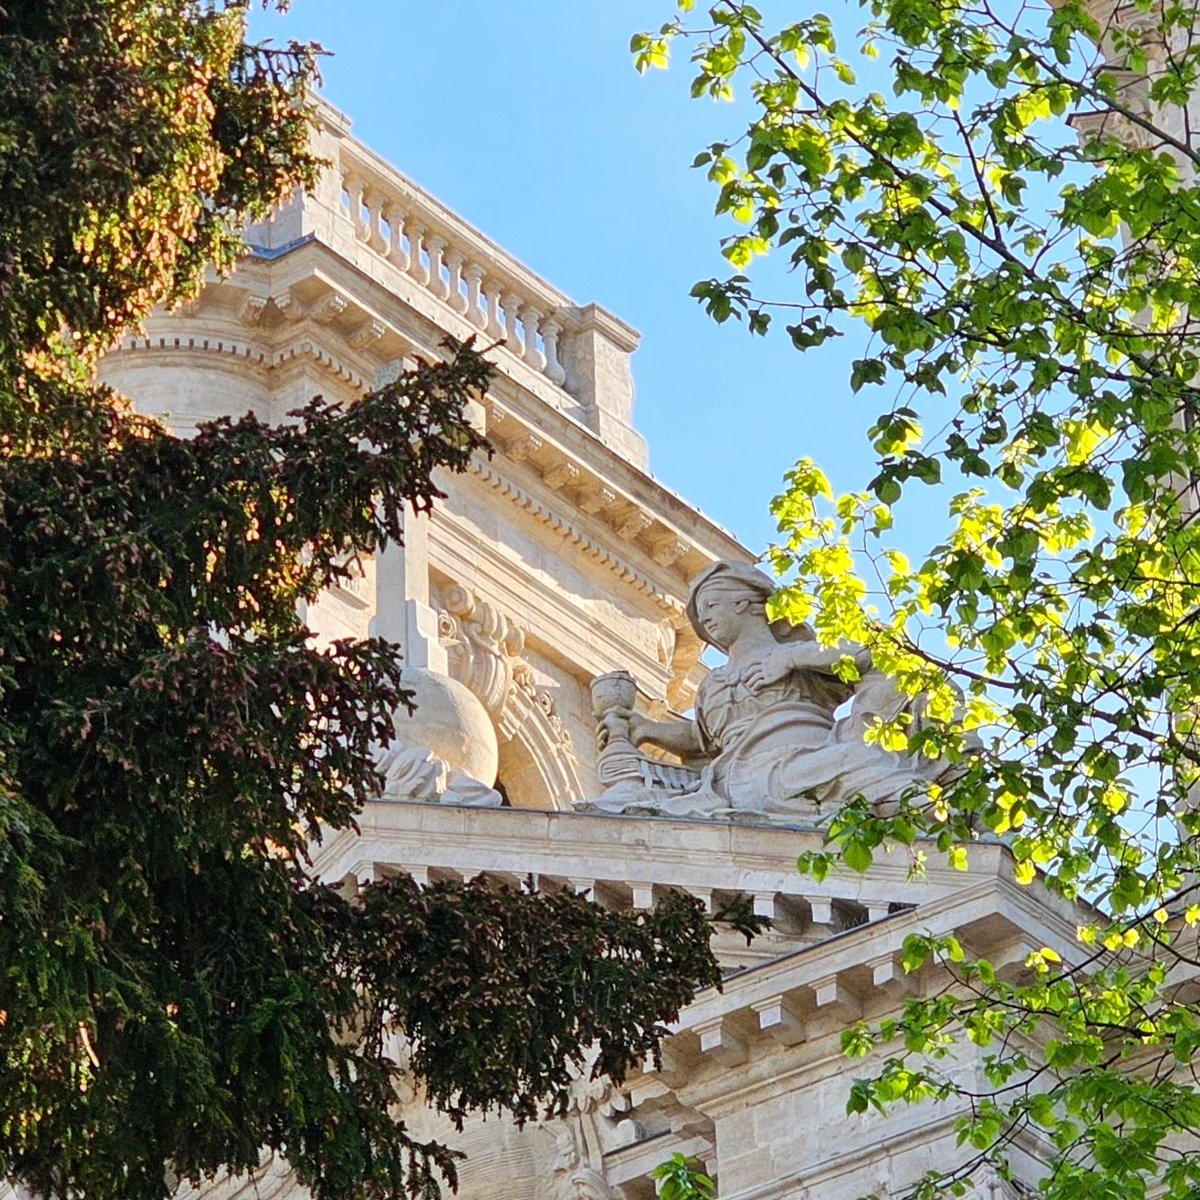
[334,155,575,395]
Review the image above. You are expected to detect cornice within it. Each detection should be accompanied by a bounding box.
[106,266,749,610]
[113,329,376,394]
[469,458,684,615]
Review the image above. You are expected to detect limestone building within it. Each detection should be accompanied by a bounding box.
[90,100,1078,1200]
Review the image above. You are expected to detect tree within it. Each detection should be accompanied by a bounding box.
[0,4,733,1198]
[637,1,1200,1197]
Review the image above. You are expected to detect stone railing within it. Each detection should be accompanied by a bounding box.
[334,155,571,387]
[254,98,646,457]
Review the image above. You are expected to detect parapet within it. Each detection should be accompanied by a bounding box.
[251,96,650,468]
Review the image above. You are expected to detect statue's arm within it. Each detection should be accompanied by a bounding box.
[598,708,704,757]
[629,715,704,758]
[742,640,872,692]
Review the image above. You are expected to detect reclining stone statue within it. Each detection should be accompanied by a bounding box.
[582,560,942,824]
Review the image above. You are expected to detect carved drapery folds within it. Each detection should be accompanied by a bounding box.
[437,584,584,810]
[377,738,502,807]
[586,560,954,824]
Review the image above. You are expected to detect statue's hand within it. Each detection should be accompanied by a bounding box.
[597,707,650,750]
[741,645,800,693]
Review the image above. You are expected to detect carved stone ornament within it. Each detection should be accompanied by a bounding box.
[441,585,525,718]
[376,736,502,807]
[436,583,584,809]
[582,560,953,824]
[542,1051,641,1200]
[570,1168,616,1200]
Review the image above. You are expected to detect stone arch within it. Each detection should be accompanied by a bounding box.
[495,675,585,811]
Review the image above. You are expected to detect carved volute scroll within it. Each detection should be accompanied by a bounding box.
[436,583,585,810]
[441,585,524,718]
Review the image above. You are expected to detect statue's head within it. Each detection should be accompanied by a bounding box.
[686,561,813,653]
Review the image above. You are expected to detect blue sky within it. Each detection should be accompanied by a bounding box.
[249,1,886,556]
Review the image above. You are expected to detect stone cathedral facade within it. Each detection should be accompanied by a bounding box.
[87,100,1081,1200]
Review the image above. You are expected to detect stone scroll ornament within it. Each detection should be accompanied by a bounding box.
[582,561,945,824]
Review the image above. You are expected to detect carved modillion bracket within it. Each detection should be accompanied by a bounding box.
[543,461,581,491]
[579,485,616,515]
[349,319,386,350]
[614,511,653,542]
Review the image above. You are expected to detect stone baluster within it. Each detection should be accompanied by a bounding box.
[383,205,409,271]
[446,250,468,315]
[427,236,450,301]
[502,292,524,353]
[366,192,388,254]
[464,263,487,328]
[344,173,369,242]
[541,318,567,385]
[406,223,429,286]
[485,282,505,339]
[521,306,547,372]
